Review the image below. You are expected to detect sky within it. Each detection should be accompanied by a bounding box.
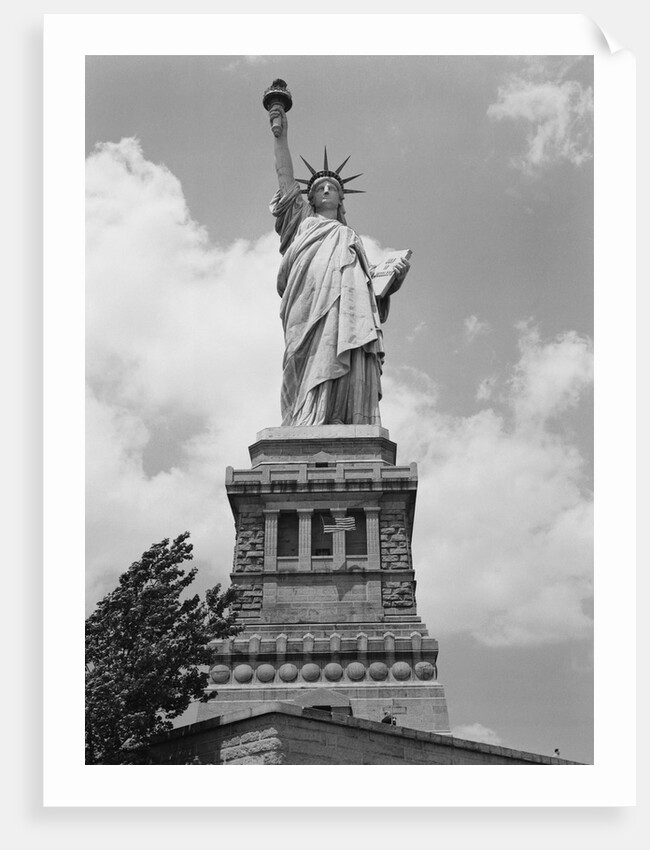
[85,54,594,763]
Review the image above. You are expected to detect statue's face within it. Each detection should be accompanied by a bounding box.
[310,179,341,213]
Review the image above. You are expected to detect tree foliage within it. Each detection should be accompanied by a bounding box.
[85,532,240,764]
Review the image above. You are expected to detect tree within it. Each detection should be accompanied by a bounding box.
[85,532,240,764]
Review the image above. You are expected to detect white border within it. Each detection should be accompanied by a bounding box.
[44,13,635,807]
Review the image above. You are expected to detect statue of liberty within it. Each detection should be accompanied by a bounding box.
[265,80,410,427]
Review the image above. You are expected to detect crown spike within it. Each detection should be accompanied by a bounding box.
[341,172,363,185]
[298,149,366,200]
[300,155,317,175]
[334,155,352,175]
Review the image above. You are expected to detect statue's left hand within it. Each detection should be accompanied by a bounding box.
[387,258,410,295]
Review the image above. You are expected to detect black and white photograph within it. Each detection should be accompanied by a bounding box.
[83,52,594,766]
[39,12,635,812]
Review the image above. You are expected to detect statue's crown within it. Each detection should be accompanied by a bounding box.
[297,148,365,197]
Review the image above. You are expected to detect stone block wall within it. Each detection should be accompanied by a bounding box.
[379,501,411,570]
[233,507,264,573]
[230,583,263,617]
[220,726,284,765]
[149,705,578,766]
[382,580,414,609]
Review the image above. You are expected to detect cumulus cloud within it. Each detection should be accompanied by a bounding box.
[487,59,593,174]
[452,723,503,746]
[86,139,593,649]
[86,138,283,606]
[381,323,593,647]
[509,320,594,427]
[476,374,497,402]
[464,314,491,344]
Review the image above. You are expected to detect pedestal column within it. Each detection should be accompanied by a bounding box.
[331,508,347,570]
[263,509,279,571]
[365,506,381,570]
[298,508,312,571]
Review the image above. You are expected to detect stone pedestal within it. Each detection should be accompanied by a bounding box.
[201,425,450,734]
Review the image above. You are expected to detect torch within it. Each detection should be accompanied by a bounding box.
[263,79,293,137]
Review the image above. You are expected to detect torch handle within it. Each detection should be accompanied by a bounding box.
[269,100,284,138]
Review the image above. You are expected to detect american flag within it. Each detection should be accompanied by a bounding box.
[321,515,356,534]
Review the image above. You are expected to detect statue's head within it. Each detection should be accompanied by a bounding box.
[308,176,344,213]
[298,149,364,224]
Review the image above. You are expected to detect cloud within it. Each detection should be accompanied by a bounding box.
[381,323,593,647]
[464,314,491,344]
[406,320,427,344]
[86,138,283,606]
[476,375,497,402]
[359,235,403,267]
[86,140,593,650]
[487,60,593,174]
[509,320,594,427]
[452,723,503,746]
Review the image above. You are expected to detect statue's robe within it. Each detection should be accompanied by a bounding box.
[271,182,389,426]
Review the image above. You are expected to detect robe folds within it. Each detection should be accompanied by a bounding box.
[271,182,388,426]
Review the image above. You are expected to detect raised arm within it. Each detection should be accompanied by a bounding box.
[269,105,294,195]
